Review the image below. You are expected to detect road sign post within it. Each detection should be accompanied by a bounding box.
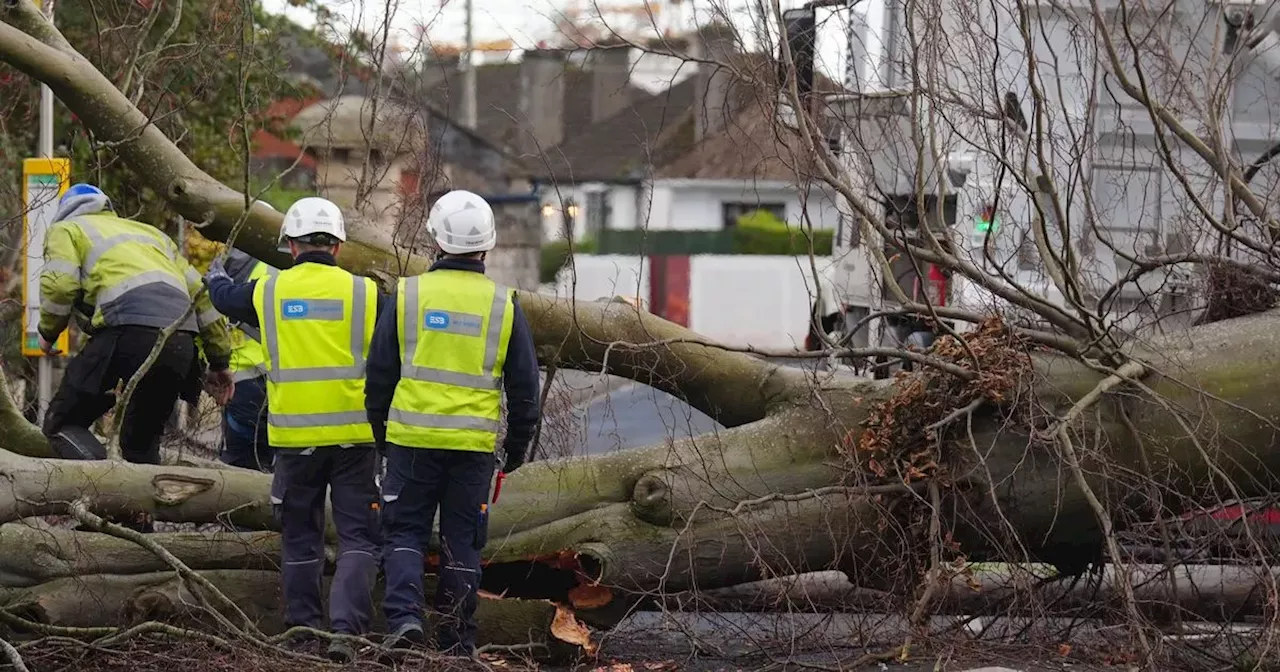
[22,158,70,424]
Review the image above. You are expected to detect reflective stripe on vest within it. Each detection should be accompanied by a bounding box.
[227,261,277,381]
[69,215,198,333]
[254,263,376,447]
[385,270,514,451]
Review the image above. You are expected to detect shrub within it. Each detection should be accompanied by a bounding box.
[540,237,597,284]
[732,209,833,256]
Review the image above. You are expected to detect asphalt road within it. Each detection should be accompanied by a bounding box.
[579,381,722,454]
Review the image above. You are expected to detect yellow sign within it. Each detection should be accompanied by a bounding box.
[21,157,71,357]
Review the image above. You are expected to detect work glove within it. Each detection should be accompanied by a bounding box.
[203,368,234,405]
[501,447,526,475]
[204,258,231,285]
[38,333,61,356]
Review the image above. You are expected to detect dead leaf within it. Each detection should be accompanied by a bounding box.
[1058,643,1073,656]
[551,604,598,656]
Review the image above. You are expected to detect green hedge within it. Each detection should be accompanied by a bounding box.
[732,209,833,255]
[540,238,597,284]
[542,211,833,281]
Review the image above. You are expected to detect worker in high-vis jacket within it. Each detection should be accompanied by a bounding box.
[39,183,234,465]
[218,247,278,471]
[203,196,384,663]
[365,190,540,657]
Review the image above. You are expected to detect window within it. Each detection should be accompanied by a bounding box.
[331,148,351,163]
[369,149,384,169]
[722,201,786,229]
[585,191,611,235]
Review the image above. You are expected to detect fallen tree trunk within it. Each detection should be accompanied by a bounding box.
[664,566,1280,623]
[0,524,281,587]
[0,449,274,530]
[1,311,1280,619]
[0,569,572,652]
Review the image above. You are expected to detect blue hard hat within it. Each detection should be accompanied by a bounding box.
[60,183,106,206]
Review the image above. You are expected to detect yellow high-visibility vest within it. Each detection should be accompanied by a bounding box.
[228,260,276,383]
[386,269,514,452]
[252,262,376,448]
[39,213,230,363]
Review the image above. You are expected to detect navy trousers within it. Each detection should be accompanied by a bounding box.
[381,444,494,654]
[220,377,272,471]
[271,447,380,635]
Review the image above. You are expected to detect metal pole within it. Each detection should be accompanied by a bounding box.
[35,0,55,425]
[460,0,477,130]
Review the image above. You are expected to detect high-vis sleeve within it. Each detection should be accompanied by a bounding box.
[181,255,232,370]
[38,222,84,340]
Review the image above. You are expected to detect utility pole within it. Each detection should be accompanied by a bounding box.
[36,0,55,425]
[460,0,477,130]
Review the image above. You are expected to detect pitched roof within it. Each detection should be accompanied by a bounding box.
[421,61,650,154]
[527,47,845,185]
[654,100,824,182]
[250,129,317,170]
[533,77,699,184]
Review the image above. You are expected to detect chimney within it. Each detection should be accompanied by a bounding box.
[589,45,633,123]
[691,23,738,142]
[518,49,566,154]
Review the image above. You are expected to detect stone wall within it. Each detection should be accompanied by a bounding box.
[488,201,541,291]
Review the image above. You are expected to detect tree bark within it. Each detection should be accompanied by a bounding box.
[0,569,567,651]
[667,567,1280,623]
[0,524,281,587]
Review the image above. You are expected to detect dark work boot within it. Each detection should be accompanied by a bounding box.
[327,638,357,664]
[384,622,426,651]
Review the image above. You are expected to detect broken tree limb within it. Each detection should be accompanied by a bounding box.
[0,448,274,530]
[0,1,404,278]
[518,293,821,427]
[0,523,281,587]
[666,566,1280,624]
[0,570,569,653]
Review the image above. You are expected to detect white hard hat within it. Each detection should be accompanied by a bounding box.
[278,196,346,252]
[427,190,496,254]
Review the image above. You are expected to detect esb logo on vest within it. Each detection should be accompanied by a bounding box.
[424,310,483,337]
[281,299,345,321]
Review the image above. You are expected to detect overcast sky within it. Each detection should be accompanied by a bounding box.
[260,0,881,84]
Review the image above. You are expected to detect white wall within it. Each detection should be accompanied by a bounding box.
[551,254,649,304]
[553,254,836,349]
[540,179,843,242]
[642,180,842,232]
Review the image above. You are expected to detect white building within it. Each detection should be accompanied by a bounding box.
[534,24,847,246]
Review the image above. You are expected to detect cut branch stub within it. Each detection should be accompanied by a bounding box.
[152,475,216,506]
